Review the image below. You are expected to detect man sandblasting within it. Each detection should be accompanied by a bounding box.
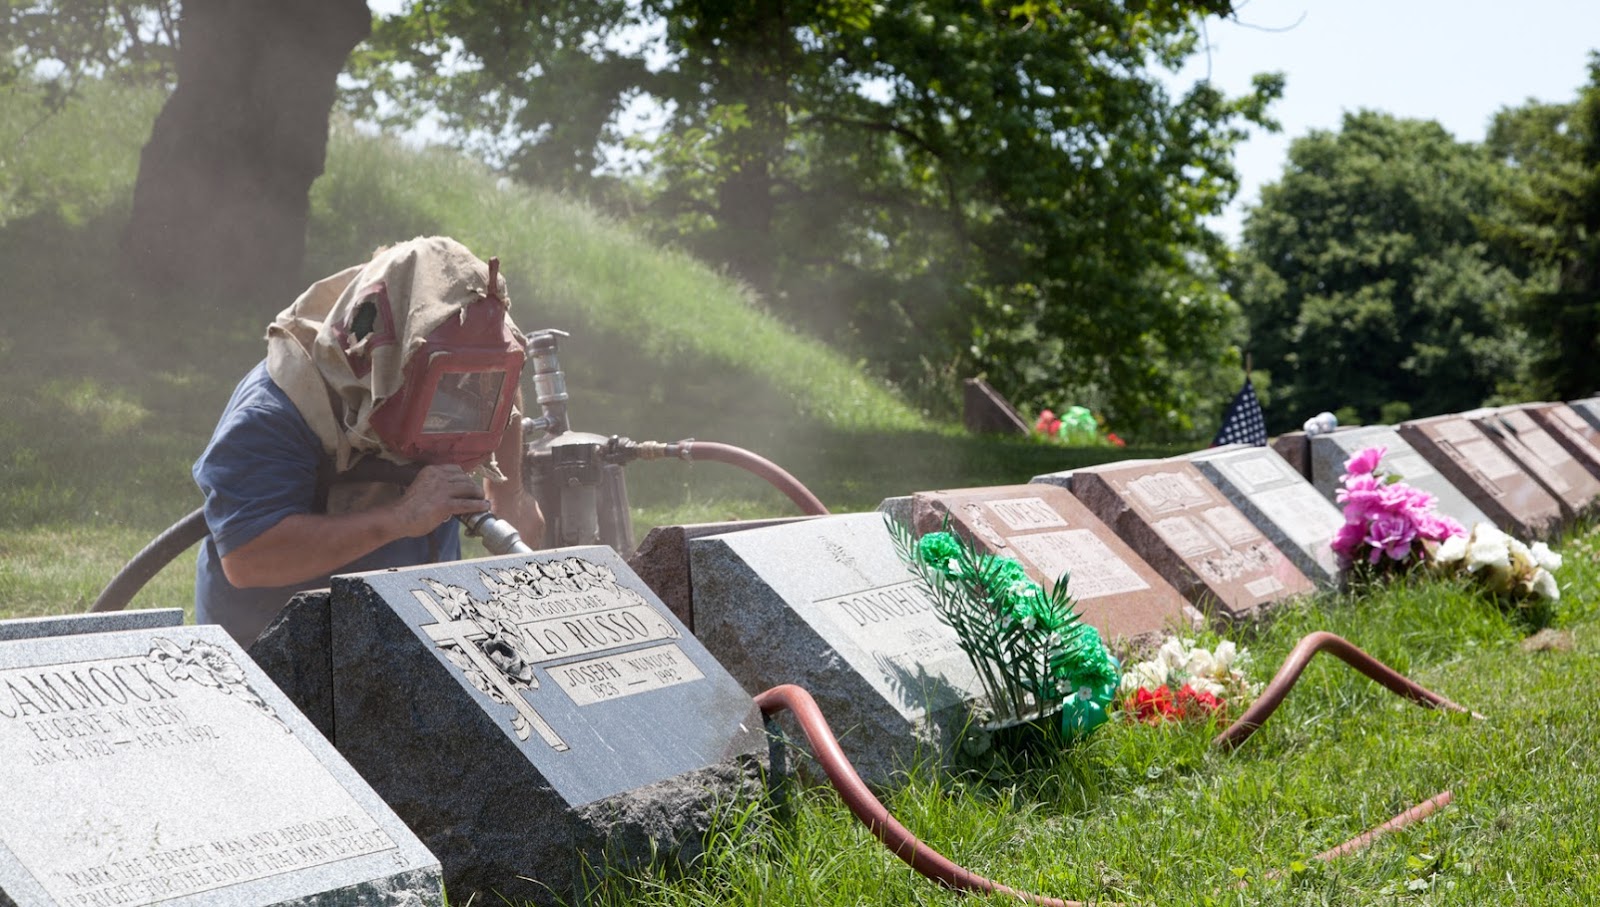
[193,236,544,645]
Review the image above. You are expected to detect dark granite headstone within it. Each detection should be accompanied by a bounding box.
[253,549,766,905]
[1068,459,1315,623]
[626,518,815,631]
[1397,414,1563,539]
[1513,402,1600,482]
[689,512,989,784]
[1308,426,1491,530]
[1187,446,1345,586]
[962,378,1030,436]
[1270,432,1310,478]
[909,484,1201,646]
[0,618,440,907]
[1466,408,1600,522]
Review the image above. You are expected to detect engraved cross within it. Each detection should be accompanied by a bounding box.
[411,589,570,752]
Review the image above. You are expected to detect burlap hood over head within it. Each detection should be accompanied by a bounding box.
[265,236,520,471]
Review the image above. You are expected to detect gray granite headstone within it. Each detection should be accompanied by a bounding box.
[626,518,816,631]
[1186,446,1346,585]
[255,549,766,905]
[0,618,441,907]
[690,512,989,785]
[1308,426,1492,530]
[0,609,182,642]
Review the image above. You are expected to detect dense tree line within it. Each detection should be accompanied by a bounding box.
[1233,59,1600,432]
[346,0,1276,438]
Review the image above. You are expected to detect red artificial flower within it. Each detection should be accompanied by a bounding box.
[1035,409,1062,437]
[1105,431,1126,448]
[1175,684,1223,717]
[1127,685,1179,722]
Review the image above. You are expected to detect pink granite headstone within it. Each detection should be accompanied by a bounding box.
[1397,414,1563,539]
[1067,460,1315,625]
[908,484,1202,647]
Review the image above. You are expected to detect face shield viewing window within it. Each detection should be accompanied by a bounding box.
[368,259,527,469]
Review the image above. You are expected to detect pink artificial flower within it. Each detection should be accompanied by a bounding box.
[1332,519,1368,566]
[1336,473,1385,522]
[1413,512,1465,543]
[1365,512,1419,563]
[1341,446,1386,481]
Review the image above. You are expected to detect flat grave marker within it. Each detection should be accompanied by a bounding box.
[909,484,1201,645]
[0,619,440,907]
[1187,446,1345,585]
[1467,408,1600,521]
[1397,414,1563,539]
[690,512,989,784]
[1308,426,1492,530]
[251,548,766,906]
[1067,459,1315,623]
[1514,402,1600,481]
[1567,396,1600,434]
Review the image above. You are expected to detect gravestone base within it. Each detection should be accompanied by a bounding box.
[335,581,765,903]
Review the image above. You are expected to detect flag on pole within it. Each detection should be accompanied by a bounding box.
[1212,376,1268,446]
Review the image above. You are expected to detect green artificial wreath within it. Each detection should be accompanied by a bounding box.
[889,517,1119,738]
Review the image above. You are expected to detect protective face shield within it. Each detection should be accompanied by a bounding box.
[364,258,526,469]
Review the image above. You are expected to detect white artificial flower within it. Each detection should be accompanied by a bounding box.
[1183,646,1217,681]
[1157,637,1190,672]
[1210,640,1238,674]
[1532,568,1561,601]
[1465,525,1511,574]
[1188,677,1227,699]
[1530,541,1564,572]
[1120,659,1168,694]
[1507,538,1535,575]
[1434,534,1468,565]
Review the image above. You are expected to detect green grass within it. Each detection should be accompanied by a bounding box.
[582,558,1600,906]
[6,80,1600,906]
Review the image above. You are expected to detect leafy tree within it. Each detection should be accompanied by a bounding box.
[1231,111,1531,432]
[352,0,1277,438]
[1,0,179,109]
[1486,55,1600,400]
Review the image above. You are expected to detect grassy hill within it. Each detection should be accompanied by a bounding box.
[0,82,1161,616]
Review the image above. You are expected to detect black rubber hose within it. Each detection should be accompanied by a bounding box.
[88,507,209,613]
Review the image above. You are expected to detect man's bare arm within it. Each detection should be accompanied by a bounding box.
[220,464,490,588]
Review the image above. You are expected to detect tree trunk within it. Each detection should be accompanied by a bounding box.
[121,0,370,308]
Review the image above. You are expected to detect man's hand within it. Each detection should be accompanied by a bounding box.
[390,464,490,538]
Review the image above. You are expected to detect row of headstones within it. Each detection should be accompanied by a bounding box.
[6,398,1600,906]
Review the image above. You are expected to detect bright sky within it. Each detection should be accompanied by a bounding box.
[1172,0,1600,240]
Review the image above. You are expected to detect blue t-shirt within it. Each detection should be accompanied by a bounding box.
[193,361,459,645]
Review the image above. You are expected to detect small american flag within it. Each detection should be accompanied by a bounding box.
[1212,377,1268,447]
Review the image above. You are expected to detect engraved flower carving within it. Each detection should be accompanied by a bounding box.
[147,637,286,732]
